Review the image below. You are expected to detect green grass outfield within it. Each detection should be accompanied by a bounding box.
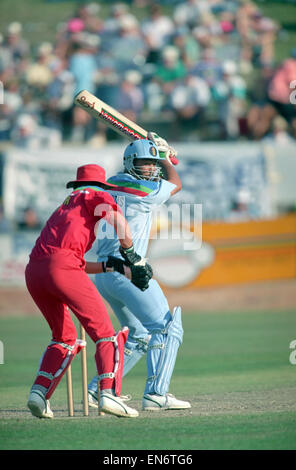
[0,309,296,451]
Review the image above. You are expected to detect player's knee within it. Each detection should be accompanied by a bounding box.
[52,328,77,346]
[149,306,183,344]
[145,310,171,335]
[125,335,150,355]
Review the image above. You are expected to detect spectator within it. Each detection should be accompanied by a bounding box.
[68,32,99,95]
[236,2,278,68]
[263,115,295,146]
[0,33,14,81]
[228,188,252,222]
[190,46,221,88]
[215,9,241,64]
[3,22,30,73]
[75,2,103,34]
[170,74,211,135]
[249,9,278,67]
[108,14,147,74]
[11,113,62,149]
[25,43,54,92]
[212,60,247,139]
[153,45,187,108]
[55,17,85,60]
[291,119,296,141]
[172,27,201,69]
[103,2,134,38]
[192,11,222,49]
[267,49,296,125]
[173,0,210,30]
[246,64,277,140]
[142,4,174,64]
[58,2,103,50]
[115,70,144,123]
[17,207,42,231]
[67,18,85,35]
[218,10,236,37]
[0,78,23,141]
[94,52,120,108]
[43,60,75,137]
[68,32,100,142]
[0,203,12,233]
[236,1,259,67]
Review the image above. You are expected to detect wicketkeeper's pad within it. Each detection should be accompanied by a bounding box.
[97,327,129,397]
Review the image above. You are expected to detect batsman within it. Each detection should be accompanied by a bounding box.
[88,133,191,411]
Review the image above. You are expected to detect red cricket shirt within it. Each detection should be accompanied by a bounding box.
[29,186,120,266]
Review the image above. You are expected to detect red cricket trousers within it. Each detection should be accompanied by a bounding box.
[25,250,116,393]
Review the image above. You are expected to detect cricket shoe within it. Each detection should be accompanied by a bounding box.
[88,390,99,409]
[88,390,132,409]
[142,393,191,411]
[27,390,54,419]
[99,391,138,418]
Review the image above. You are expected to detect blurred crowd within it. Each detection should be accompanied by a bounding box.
[0,0,296,149]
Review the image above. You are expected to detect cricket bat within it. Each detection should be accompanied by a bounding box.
[74,89,179,165]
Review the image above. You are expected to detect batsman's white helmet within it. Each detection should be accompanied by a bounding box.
[123,139,162,181]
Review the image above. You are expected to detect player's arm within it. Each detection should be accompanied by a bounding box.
[104,208,153,276]
[86,200,152,290]
[148,131,182,196]
[85,255,152,292]
[85,261,103,274]
[93,198,134,248]
[85,207,133,273]
[159,159,182,196]
[106,208,133,249]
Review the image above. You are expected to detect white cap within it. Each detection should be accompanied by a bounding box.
[272,115,288,131]
[124,70,142,85]
[112,3,128,15]
[237,189,251,204]
[162,45,179,62]
[16,114,37,132]
[85,2,101,15]
[119,14,138,31]
[38,42,53,56]
[223,60,237,75]
[7,21,22,35]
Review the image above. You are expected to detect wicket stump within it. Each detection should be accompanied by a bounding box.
[66,324,89,417]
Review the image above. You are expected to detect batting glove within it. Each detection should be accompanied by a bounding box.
[147,131,179,165]
[119,245,144,266]
[119,245,153,290]
[129,263,153,291]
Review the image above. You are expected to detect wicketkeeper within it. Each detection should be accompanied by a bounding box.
[26,164,152,419]
[87,134,191,411]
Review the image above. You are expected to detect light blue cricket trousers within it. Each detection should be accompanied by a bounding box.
[88,271,171,395]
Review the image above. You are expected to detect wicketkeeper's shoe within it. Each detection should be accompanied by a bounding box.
[99,391,138,418]
[88,390,132,408]
[142,393,191,411]
[27,390,54,419]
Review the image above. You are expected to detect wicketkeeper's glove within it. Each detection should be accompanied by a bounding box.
[147,131,179,165]
[105,251,153,291]
[119,245,152,290]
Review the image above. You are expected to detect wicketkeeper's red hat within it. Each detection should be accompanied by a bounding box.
[66,164,117,189]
